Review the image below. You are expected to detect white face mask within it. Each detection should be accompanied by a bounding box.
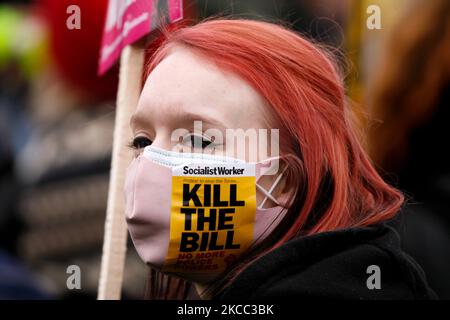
[124,146,288,283]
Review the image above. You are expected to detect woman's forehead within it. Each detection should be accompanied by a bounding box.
[135,47,271,130]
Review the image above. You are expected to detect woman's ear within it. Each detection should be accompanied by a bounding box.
[256,160,293,209]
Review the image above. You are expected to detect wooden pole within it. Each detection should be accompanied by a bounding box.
[98,43,144,300]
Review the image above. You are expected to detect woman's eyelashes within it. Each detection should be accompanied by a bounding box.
[129,136,153,149]
[128,134,217,151]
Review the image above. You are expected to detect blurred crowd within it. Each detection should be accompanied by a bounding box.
[0,0,449,299]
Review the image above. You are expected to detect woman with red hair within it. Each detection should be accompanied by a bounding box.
[124,19,436,300]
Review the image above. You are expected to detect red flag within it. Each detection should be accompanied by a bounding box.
[98,0,183,75]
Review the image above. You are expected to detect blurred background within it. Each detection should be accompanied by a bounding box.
[0,0,448,299]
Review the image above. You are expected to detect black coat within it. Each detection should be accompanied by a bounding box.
[218,223,437,300]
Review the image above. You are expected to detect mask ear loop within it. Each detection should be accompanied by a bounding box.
[256,165,288,209]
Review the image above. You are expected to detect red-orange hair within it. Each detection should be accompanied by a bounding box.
[143,18,404,297]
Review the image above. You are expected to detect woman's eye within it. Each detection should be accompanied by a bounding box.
[131,136,153,149]
[189,134,213,149]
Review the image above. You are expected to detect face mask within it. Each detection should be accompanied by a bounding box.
[124,146,288,283]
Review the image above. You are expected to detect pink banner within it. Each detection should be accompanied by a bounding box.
[98,0,183,75]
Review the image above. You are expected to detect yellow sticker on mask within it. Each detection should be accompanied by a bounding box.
[163,163,256,277]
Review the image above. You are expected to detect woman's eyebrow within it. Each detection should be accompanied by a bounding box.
[130,109,227,131]
[130,111,152,131]
[180,111,227,129]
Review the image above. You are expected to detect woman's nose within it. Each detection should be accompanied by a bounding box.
[149,136,173,152]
